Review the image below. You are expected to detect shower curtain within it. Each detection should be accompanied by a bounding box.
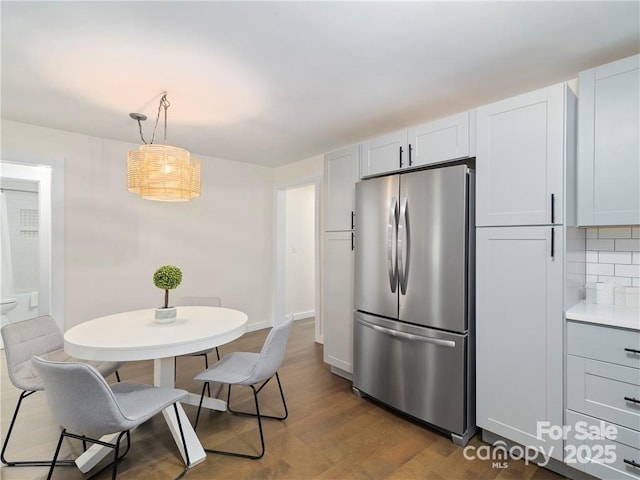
[0,191,15,298]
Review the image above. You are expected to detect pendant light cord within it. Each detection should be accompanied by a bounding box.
[136,92,170,145]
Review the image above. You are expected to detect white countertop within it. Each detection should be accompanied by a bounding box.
[566,301,640,331]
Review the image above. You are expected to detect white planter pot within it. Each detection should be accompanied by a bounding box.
[154,306,177,323]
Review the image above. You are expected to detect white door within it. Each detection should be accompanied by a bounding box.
[324,145,359,232]
[360,130,407,178]
[476,225,564,460]
[476,84,565,227]
[322,231,354,374]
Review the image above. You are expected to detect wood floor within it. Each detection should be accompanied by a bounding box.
[1,319,565,479]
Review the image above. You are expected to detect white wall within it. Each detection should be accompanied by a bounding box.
[1,120,274,331]
[285,184,315,318]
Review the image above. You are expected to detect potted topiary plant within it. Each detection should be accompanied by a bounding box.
[153,265,182,323]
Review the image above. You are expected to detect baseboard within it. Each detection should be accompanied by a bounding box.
[290,310,315,321]
[246,320,271,332]
[330,366,353,381]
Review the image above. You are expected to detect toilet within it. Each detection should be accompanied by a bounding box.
[1,297,17,316]
[1,297,17,348]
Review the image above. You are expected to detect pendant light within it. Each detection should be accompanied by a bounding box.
[127,93,201,201]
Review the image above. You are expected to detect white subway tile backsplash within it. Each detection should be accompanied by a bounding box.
[586,251,599,263]
[586,263,614,276]
[599,227,631,238]
[581,226,640,294]
[587,239,614,251]
[615,264,640,278]
[599,251,632,264]
[598,276,632,286]
[615,239,640,252]
[586,228,598,239]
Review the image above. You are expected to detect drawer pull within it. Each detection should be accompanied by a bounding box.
[624,459,640,469]
[624,396,640,404]
[624,348,640,355]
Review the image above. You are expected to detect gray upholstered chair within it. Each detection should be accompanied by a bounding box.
[175,296,222,397]
[1,315,122,467]
[176,296,223,366]
[193,316,293,459]
[32,356,190,480]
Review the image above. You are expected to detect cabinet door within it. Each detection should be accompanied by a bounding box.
[360,130,407,178]
[324,145,359,232]
[578,54,640,226]
[322,231,354,373]
[476,84,565,226]
[408,110,475,168]
[476,226,563,460]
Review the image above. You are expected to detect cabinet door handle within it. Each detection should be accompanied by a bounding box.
[408,144,413,166]
[624,348,640,354]
[624,396,640,404]
[623,459,640,469]
[351,211,355,230]
[399,146,404,168]
[351,232,354,251]
[551,193,555,223]
[551,227,555,258]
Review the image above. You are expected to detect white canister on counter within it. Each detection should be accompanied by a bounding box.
[585,281,616,304]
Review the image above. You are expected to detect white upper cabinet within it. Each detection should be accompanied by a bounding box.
[408,110,475,168]
[578,54,640,226]
[324,145,359,232]
[476,84,571,227]
[360,111,475,178]
[359,129,407,178]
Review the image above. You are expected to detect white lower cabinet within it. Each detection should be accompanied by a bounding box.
[566,321,640,479]
[476,226,564,460]
[322,231,354,374]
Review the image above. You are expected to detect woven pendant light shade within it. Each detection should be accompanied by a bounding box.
[127,144,201,202]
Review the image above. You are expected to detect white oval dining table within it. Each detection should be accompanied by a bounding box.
[64,306,248,472]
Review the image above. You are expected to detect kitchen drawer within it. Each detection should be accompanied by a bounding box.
[567,355,640,431]
[568,321,640,369]
[566,410,640,479]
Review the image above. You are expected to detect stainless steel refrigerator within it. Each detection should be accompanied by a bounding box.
[353,163,476,446]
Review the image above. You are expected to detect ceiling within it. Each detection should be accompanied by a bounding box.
[2,1,639,168]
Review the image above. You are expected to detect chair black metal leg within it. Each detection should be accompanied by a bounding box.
[215,347,221,361]
[194,382,209,430]
[46,429,66,480]
[1,390,74,467]
[228,372,289,421]
[204,385,265,460]
[173,403,190,480]
[115,370,121,383]
[202,354,211,397]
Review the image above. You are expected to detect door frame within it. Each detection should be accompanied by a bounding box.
[273,175,322,343]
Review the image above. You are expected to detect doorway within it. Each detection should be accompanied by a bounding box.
[274,177,321,343]
[0,155,64,333]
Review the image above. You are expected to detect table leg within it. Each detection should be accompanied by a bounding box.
[154,358,206,467]
[74,433,120,473]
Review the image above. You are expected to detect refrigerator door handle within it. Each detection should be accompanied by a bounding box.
[397,197,410,295]
[358,318,456,348]
[387,197,399,293]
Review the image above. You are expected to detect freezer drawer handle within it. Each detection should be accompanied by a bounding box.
[387,197,399,293]
[624,348,640,355]
[624,396,640,404]
[363,321,456,348]
[623,459,640,469]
